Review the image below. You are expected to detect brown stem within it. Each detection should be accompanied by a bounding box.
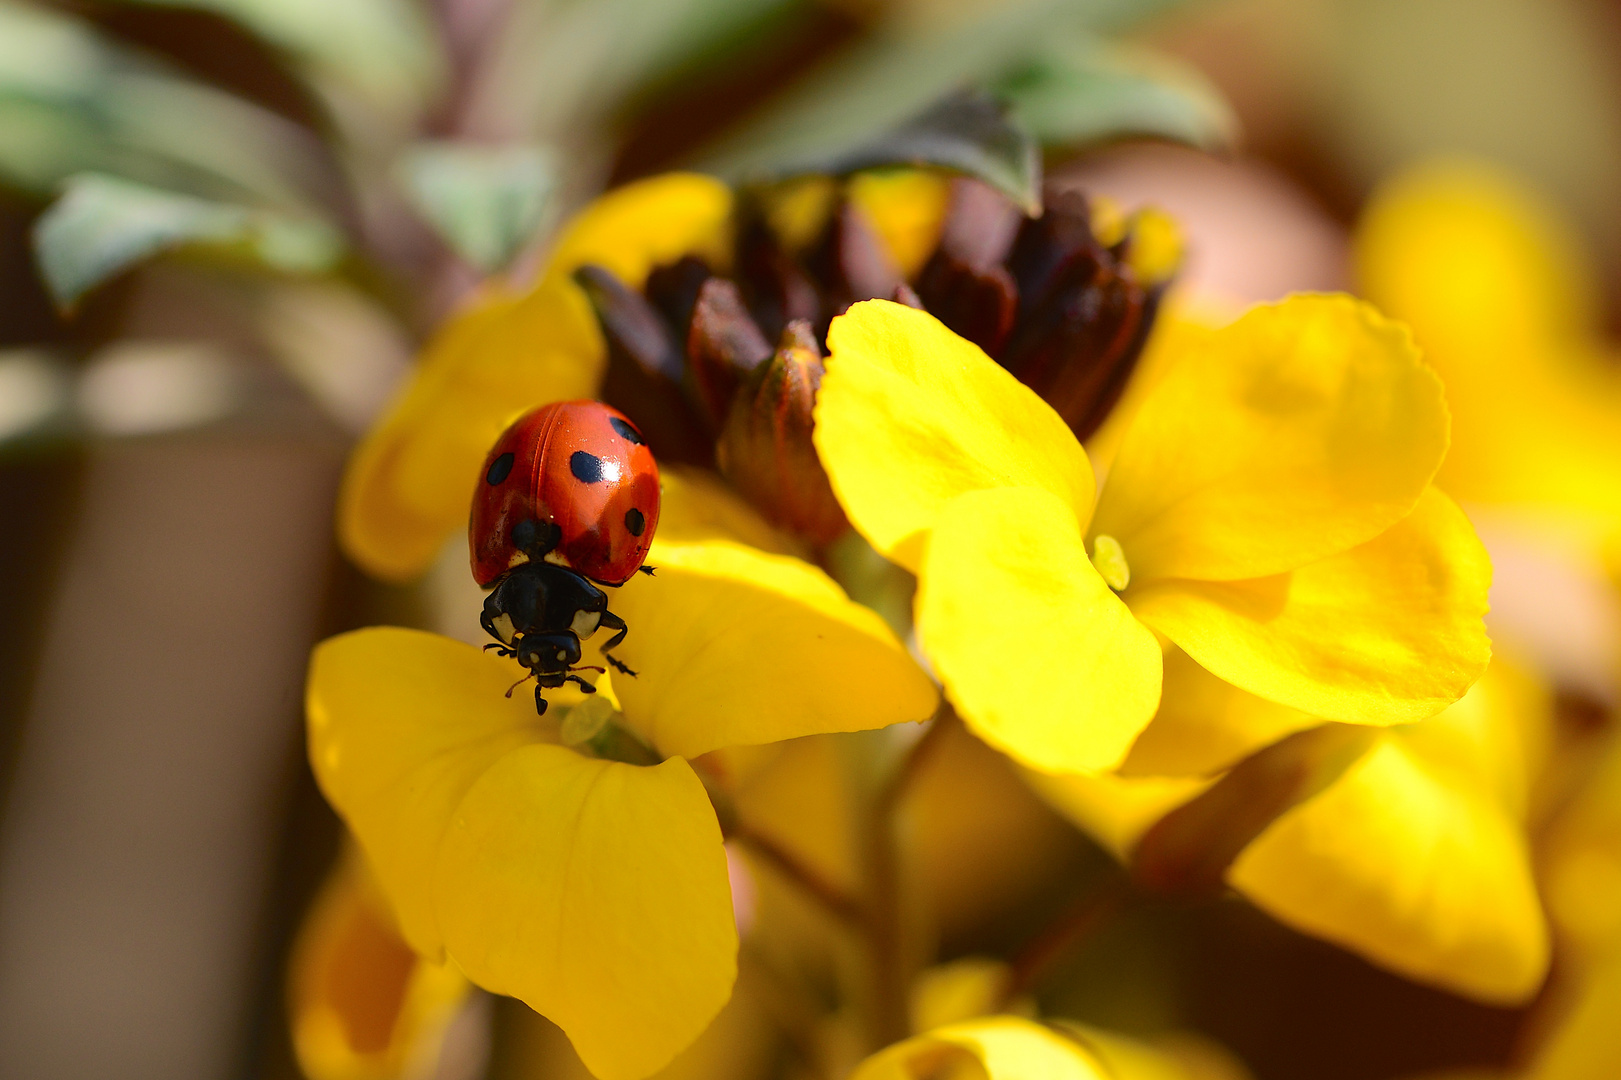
[876,709,955,816]
[861,709,954,1051]
[1001,876,1130,1006]
[728,823,867,929]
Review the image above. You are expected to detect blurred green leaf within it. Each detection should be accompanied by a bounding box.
[470,0,802,142]
[33,172,343,308]
[993,35,1236,152]
[824,91,1041,214]
[397,141,557,272]
[0,1,334,211]
[112,0,444,117]
[693,0,1208,195]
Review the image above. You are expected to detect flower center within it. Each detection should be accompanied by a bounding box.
[1090,534,1130,592]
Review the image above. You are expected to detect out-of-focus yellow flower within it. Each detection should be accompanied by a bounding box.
[287,850,471,1080]
[1032,658,1554,1005]
[815,295,1491,774]
[308,484,937,1080]
[1514,724,1621,1079]
[1355,160,1621,539]
[1542,732,1621,960]
[1522,943,1621,1080]
[849,1015,1247,1080]
[340,173,734,581]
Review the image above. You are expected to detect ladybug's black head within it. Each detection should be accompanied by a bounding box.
[517,631,582,675]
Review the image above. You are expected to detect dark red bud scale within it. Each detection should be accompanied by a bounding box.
[717,321,849,546]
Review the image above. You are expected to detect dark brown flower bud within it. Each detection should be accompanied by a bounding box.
[644,255,713,333]
[994,188,1183,441]
[735,214,820,344]
[684,276,772,433]
[915,249,1018,356]
[716,320,849,545]
[574,263,712,464]
[806,199,902,318]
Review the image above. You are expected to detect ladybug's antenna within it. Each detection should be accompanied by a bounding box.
[504,671,537,698]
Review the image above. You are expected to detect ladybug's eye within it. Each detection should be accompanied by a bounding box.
[609,416,644,445]
[486,452,515,485]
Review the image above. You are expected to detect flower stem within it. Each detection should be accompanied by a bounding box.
[861,709,953,1050]
[1000,875,1129,1006]
[728,822,867,929]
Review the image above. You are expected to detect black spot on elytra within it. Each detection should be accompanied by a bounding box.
[609,416,644,445]
[486,451,515,485]
[570,450,605,483]
[625,507,645,536]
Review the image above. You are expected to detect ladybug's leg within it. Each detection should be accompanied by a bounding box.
[530,667,572,716]
[636,565,656,576]
[598,610,638,677]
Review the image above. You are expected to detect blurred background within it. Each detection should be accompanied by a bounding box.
[3,1,1621,1078]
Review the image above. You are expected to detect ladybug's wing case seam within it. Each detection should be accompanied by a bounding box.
[530,404,561,520]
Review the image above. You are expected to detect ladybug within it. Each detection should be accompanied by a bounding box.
[470,400,660,714]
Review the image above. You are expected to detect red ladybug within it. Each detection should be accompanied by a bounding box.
[469,400,660,714]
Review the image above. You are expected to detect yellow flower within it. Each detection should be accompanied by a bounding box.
[814,294,1491,774]
[286,849,471,1080]
[339,173,734,581]
[849,1015,1247,1080]
[1355,159,1621,536]
[1030,657,1554,1005]
[307,515,938,1080]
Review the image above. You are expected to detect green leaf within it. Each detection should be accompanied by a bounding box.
[396,141,557,273]
[0,1,334,211]
[824,91,1041,215]
[109,0,444,117]
[691,0,1199,194]
[993,36,1237,152]
[33,173,342,308]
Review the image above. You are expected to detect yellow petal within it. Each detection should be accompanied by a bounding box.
[846,169,951,280]
[288,850,470,1080]
[339,173,732,581]
[1356,159,1621,523]
[432,747,736,1080]
[817,300,1095,572]
[656,464,804,556]
[1084,304,1224,478]
[306,627,545,959]
[1129,486,1491,725]
[852,1016,1209,1080]
[607,539,939,759]
[850,1016,1109,1080]
[1228,693,1550,1004]
[1120,646,1321,777]
[1091,294,1448,583]
[916,487,1161,774]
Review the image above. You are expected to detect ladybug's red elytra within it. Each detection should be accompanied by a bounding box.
[469,400,660,714]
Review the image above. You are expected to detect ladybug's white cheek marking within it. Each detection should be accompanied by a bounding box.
[507,551,530,569]
[572,609,602,640]
[492,612,517,645]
